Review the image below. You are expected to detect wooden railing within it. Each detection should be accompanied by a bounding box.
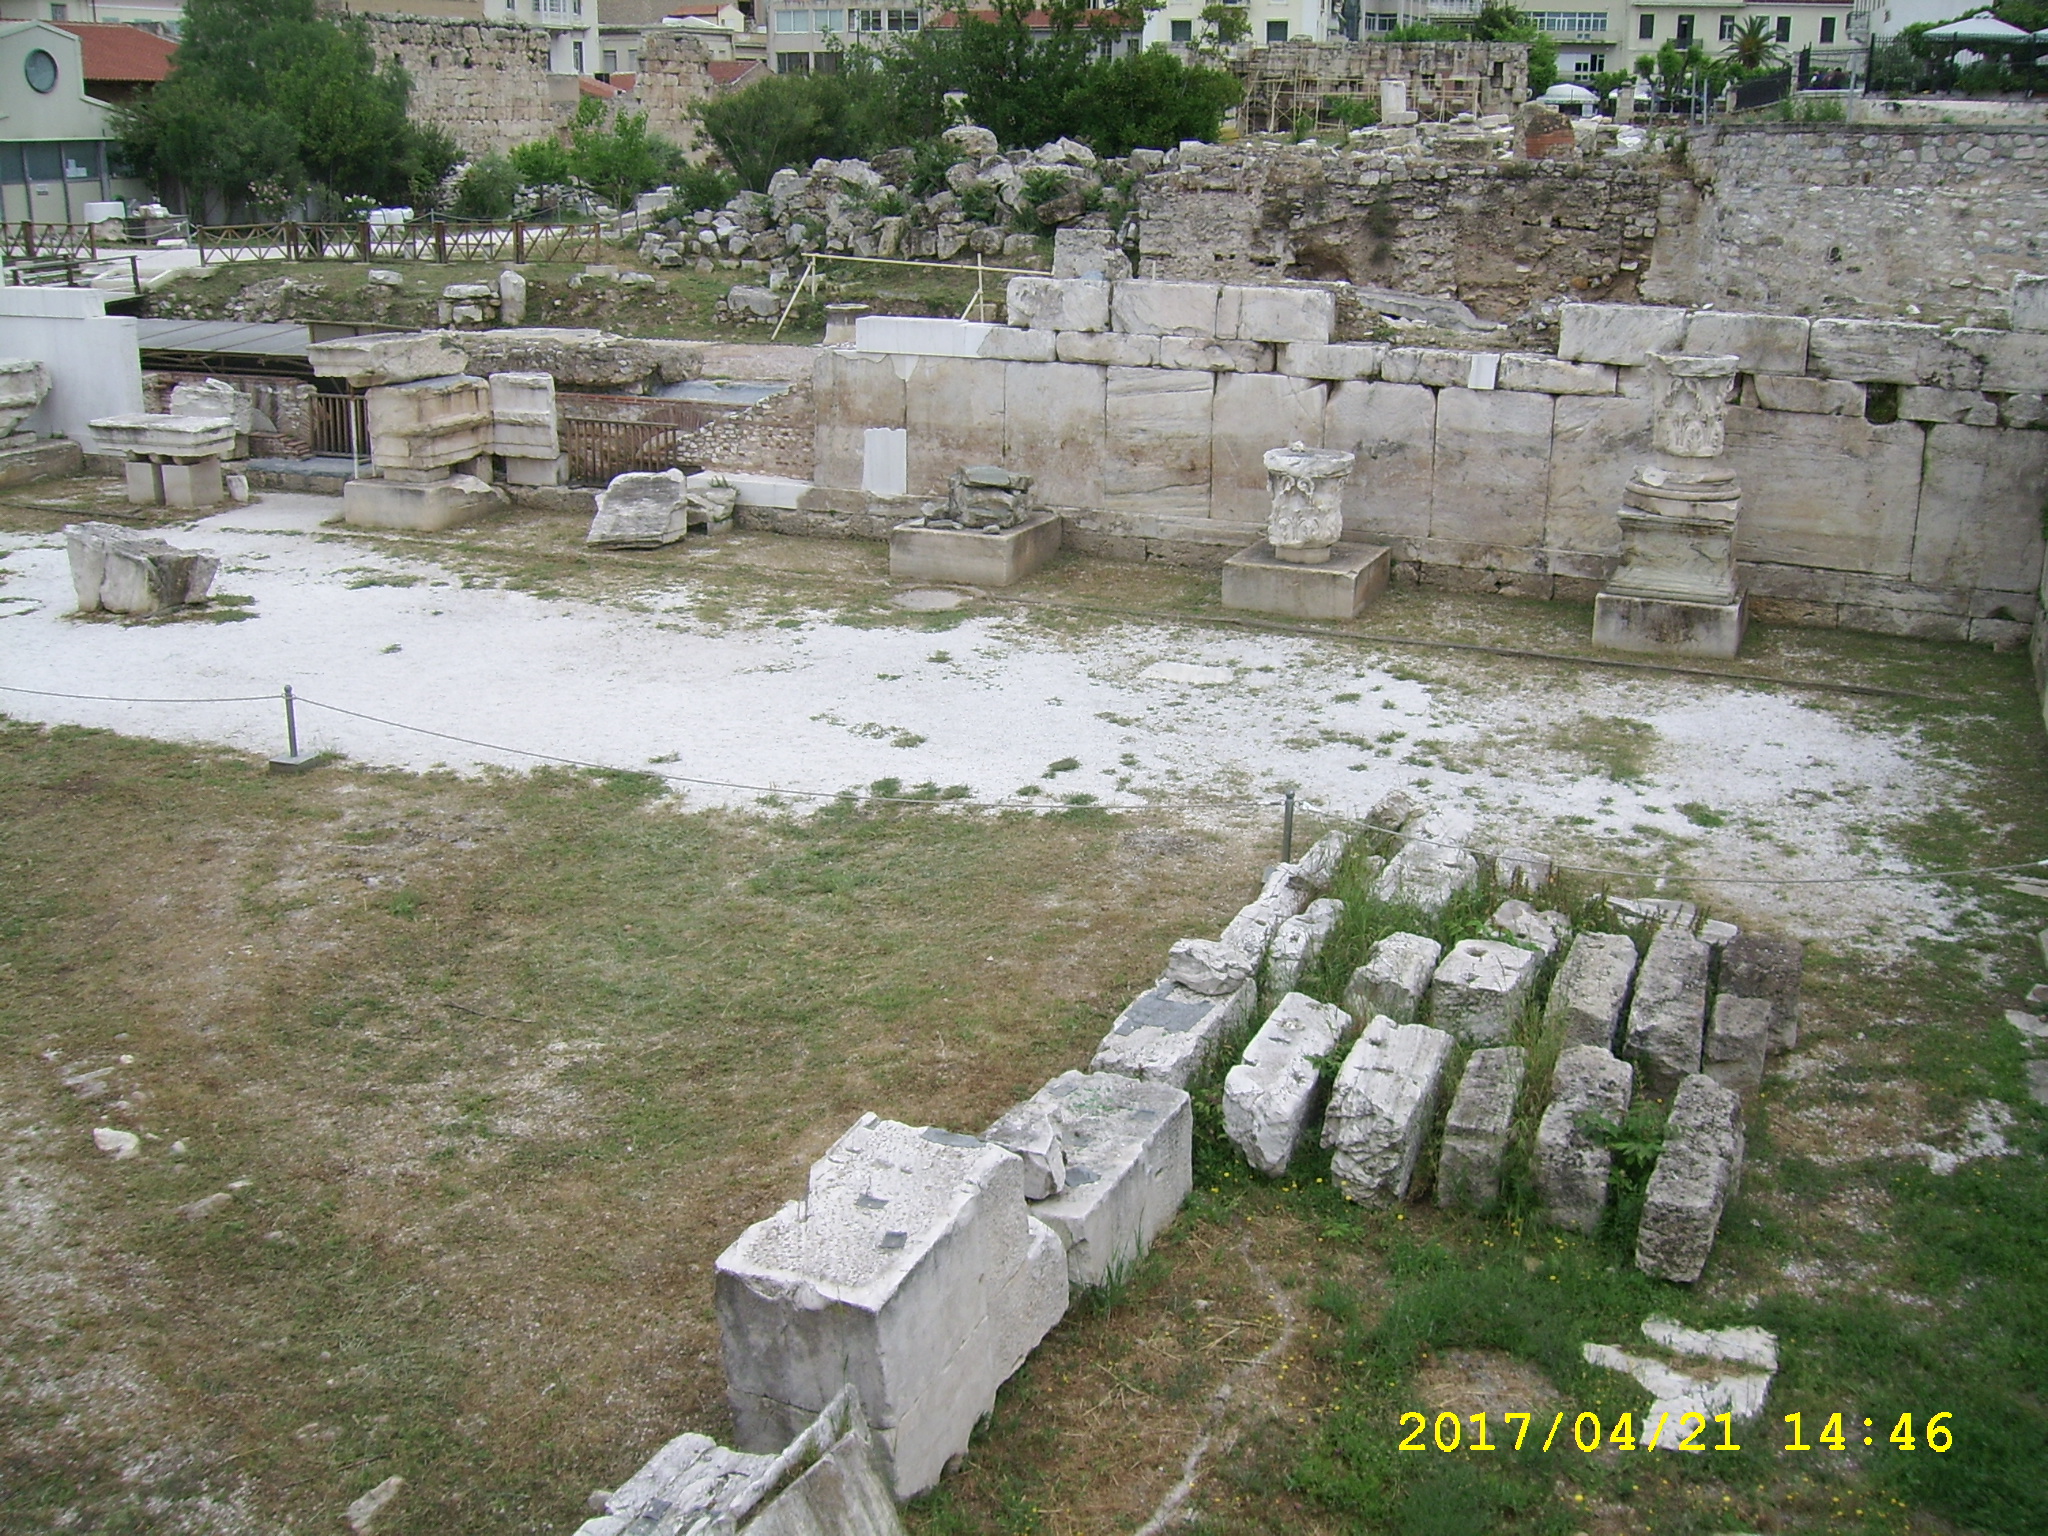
[193,219,607,267]
[2,222,96,261]
[557,394,715,485]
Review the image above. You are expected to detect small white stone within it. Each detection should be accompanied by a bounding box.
[346,1474,406,1533]
[92,1127,140,1160]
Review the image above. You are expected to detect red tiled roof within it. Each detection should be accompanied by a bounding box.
[708,58,765,85]
[52,22,176,83]
[611,71,639,89]
[580,75,621,97]
[667,3,729,14]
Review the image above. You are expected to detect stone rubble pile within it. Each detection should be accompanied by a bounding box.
[904,464,1035,533]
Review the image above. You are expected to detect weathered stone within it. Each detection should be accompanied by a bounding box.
[588,468,690,548]
[1950,327,2048,393]
[1430,388,1553,548]
[342,474,503,532]
[1545,931,1640,1051]
[1897,386,1996,425]
[1497,353,1616,395]
[1750,374,1865,416]
[1055,330,1159,367]
[1224,992,1348,1177]
[455,328,688,393]
[1491,899,1570,958]
[1543,393,1650,559]
[65,522,219,614]
[1557,303,1689,366]
[1436,1046,1527,1212]
[1682,311,1810,375]
[89,413,237,462]
[1635,1074,1743,1283]
[1024,1071,1193,1285]
[1211,373,1327,522]
[715,1114,1065,1498]
[1717,932,1803,1054]
[1381,347,1489,390]
[1294,831,1352,892]
[904,356,1006,496]
[1431,939,1542,1045]
[1103,366,1213,520]
[976,327,1058,363]
[364,375,492,475]
[308,331,467,387]
[1163,938,1256,996]
[1323,1015,1454,1204]
[1051,226,1131,281]
[497,269,527,326]
[1703,994,1771,1102]
[1261,440,1351,561]
[1323,380,1436,544]
[1494,846,1553,894]
[1001,360,1105,510]
[487,370,558,458]
[1111,279,1221,337]
[0,357,50,435]
[1217,284,1335,345]
[1370,819,1480,915]
[1091,976,1257,1089]
[1263,898,1345,1010]
[1223,539,1389,620]
[92,1126,140,1159]
[941,123,999,157]
[1623,928,1712,1097]
[1806,318,1949,385]
[2013,272,2048,334]
[1276,342,1386,381]
[1344,932,1442,1025]
[983,1101,1066,1200]
[1534,1045,1634,1233]
[1910,424,2048,597]
[1156,337,1274,373]
[169,377,255,435]
[1007,276,1110,333]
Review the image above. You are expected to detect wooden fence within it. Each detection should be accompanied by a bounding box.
[194,220,607,267]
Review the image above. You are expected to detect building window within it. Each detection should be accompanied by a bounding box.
[778,49,811,69]
[1774,14,1790,40]
[1170,17,1192,39]
[1531,13,1610,37]
[573,39,584,69]
[49,2,67,17]
[1266,18,1288,40]
[814,49,841,70]
[1637,12,1653,38]
[1675,13,1693,41]
[813,9,843,30]
[1362,11,1399,31]
[848,7,882,31]
[887,8,919,29]
[603,48,618,69]
[1573,51,1606,74]
[1718,13,1735,38]
[775,8,807,28]
[1819,14,1835,41]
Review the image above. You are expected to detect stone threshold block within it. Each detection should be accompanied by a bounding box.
[1323,1015,1454,1204]
[1594,592,1747,660]
[716,1115,1066,1499]
[1020,1071,1193,1286]
[1222,540,1390,621]
[1437,1046,1527,1213]
[1545,931,1640,1052]
[1344,931,1442,1026]
[889,511,1062,587]
[1262,897,1344,1012]
[342,474,504,532]
[1623,927,1712,1098]
[1225,993,1349,1177]
[1534,1045,1635,1233]
[1635,1074,1744,1283]
[1431,939,1542,1045]
[1091,976,1257,1088]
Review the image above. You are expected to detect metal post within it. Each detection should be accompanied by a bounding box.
[347,388,360,479]
[1282,791,1295,863]
[283,684,300,757]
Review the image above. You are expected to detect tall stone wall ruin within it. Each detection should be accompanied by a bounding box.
[361,15,563,156]
[631,29,716,157]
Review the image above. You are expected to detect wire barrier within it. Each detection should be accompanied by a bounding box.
[3,679,2044,892]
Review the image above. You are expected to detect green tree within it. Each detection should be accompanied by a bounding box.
[1062,48,1242,155]
[452,153,522,220]
[1471,4,1560,96]
[1198,1,1251,52]
[1721,16,1786,73]
[567,104,685,210]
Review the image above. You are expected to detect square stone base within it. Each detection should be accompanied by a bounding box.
[1594,591,1747,659]
[161,457,224,510]
[125,459,163,505]
[889,511,1062,588]
[343,474,503,532]
[1222,541,1390,621]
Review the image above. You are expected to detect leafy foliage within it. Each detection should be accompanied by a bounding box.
[669,162,740,215]
[451,153,521,221]
[1721,15,1786,72]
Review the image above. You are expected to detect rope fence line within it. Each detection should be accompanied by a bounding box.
[5,679,2045,890]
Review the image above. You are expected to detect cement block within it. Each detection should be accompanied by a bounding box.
[1682,311,1810,376]
[1262,898,1345,1011]
[341,474,503,532]
[1006,275,1110,332]
[1210,371,1327,522]
[1623,927,1712,1097]
[1323,1015,1454,1203]
[1436,1046,1527,1212]
[1534,1045,1634,1233]
[1635,1074,1744,1283]
[1751,375,1865,417]
[1111,279,1221,337]
[1491,899,1570,958]
[1026,1071,1193,1285]
[1323,380,1436,544]
[1277,342,1386,381]
[1103,367,1213,521]
[888,511,1061,587]
[1557,303,1689,366]
[1344,932,1442,1025]
[1091,976,1257,1089]
[1594,592,1747,659]
[1221,540,1389,620]
[1717,933,1803,1053]
[1545,931,1640,1051]
[1806,318,1948,385]
[1431,939,1541,1045]
[1703,994,1771,1102]
[1497,353,1617,396]
[1217,284,1335,345]
[1002,361,1105,510]
[1224,992,1348,1176]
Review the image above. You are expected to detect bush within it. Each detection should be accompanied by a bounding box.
[509,137,572,189]
[452,153,521,221]
[670,161,739,213]
[1061,47,1241,156]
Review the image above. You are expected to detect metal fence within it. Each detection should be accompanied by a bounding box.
[557,394,716,485]
[309,392,368,459]
[193,219,607,267]
[1731,69,1794,111]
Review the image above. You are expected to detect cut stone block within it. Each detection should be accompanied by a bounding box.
[1322,1015,1454,1203]
[307,330,467,386]
[1593,592,1747,660]
[1682,311,1810,376]
[488,370,559,458]
[1344,932,1441,1025]
[1557,303,1688,366]
[1534,1045,1634,1233]
[1024,1071,1192,1285]
[1222,540,1390,620]
[1111,279,1221,337]
[1217,284,1336,345]
[1224,992,1348,1177]
[1007,276,1109,333]
[1156,337,1275,373]
[159,458,225,510]
[64,522,218,614]
[852,315,997,358]
[888,511,1061,587]
[2014,273,2048,334]
[1493,846,1552,894]
[976,327,1058,363]
[1717,933,1803,1054]
[364,375,493,475]
[1370,817,1480,915]
[1703,994,1771,1103]
[89,413,236,462]
[1055,330,1158,367]
[1545,932,1640,1051]
[1623,927,1712,1097]
[1431,939,1541,1045]
[1091,977,1257,1089]
[588,468,690,548]
[1436,1046,1527,1212]
[1163,938,1255,996]
[1496,354,1616,395]
[1293,830,1352,892]
[983,1101,1066,1200]
[1217,863,1316,963]
[1103,365,1213,519]
[1636,1074,1744,1283]
[1751,374,1865,417]
[1276,341,1386,381]
[1492,899,1570,958]
[1806,318,1949,385]
[715,1114,1065,1498]
[1263,898,1345,1011]
[341,473,504,532]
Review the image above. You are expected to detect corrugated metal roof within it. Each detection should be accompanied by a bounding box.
[137,319,311,357]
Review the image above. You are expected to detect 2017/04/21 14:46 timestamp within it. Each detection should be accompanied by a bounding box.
[1398,1411,1955,1454]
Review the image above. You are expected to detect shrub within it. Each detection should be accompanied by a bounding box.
[670,161,739,213]
[451,153,521,221]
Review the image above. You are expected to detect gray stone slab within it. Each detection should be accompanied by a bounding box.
[1322,380,1435,545]
[1322,1015,1454,1204]
[1534,1045,1634,1233]
[1103,366,1214,521]
[888,512,1062,588]
[1545,931,1640,1052]
[588,468,689,548]
[1163,938,1255,996]
[1431,939,1542,1046]
[1218,284,1336,345]
[1682,311,1810,375]
[1025,1071,1193,1285]
[1497,353,1616,395]
[1222,540,1389,620]
[1623,927,1712,1097]
[1344,931,1442,1026]
[1717,932,1803,1054]
[1002,360,1105,511]
[1436,1046,1527,1213]
[1210,372,1327,522]
[1722,407,1924,579]
[903,355,1006,497]
[1910,424,2048,598]
[1557,303,1689,366]
[1635,1074,1744,1284]
[1263,898,1345,1012]
[1491,899,1570,958]
[1806,318,1950,384]
[1704,994,1771,1103]
[1111,279,1221,337]
[1751,374,1865,417]
[1006,275,1110,332]
[1091,976,1257,1089]
[1543,393,1650,561]
[1224,992,1349,1177]
[1593,593,1747,660]
[1277,342,1386,381]
[1430,387,1554,549]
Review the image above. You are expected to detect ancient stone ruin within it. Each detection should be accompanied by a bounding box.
[64,522,219,615]
[887,464,1062,588]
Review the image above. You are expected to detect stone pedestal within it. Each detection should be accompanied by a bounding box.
[1222,540,1389,620]
[124,459,164,505]
[161,458,224,510]
[342,473,503,532]
[92,413,237,510]
[889,510,1062,587]
[1594,592,1747,658]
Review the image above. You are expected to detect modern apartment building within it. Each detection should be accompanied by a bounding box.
[1532,0,1855,77]
[0,0,182,36]
[764,0,920,73]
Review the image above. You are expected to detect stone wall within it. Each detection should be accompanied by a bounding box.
[361,15,562,156]
[631,29,716,156]
[804,289,2048,647]
[1236,41,1531,132]
[1643,125,2048,324]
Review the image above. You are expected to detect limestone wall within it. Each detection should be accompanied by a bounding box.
[632,29,715,155]
[807,287,2048,646]
[361,16,562,156]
